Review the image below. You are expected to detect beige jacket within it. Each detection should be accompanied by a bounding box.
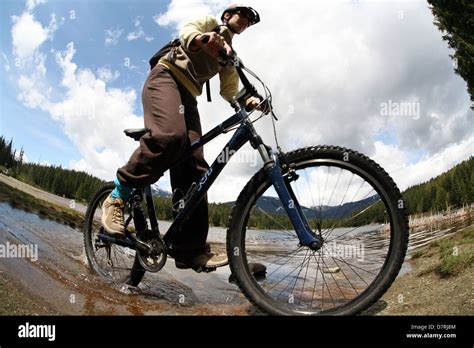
[158,15,239,101]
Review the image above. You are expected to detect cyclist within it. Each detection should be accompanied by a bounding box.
[102,5,263,268]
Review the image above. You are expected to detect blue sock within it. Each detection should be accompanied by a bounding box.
[111,177,134,200]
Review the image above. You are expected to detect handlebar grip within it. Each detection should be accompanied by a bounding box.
[200,36,233,63]
[218,48,231,61]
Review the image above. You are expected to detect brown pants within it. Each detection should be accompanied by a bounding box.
[117,65,209,254]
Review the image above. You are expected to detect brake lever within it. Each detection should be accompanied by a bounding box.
[254,93,277,119]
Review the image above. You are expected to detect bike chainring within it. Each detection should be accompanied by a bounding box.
[136,230,167,272]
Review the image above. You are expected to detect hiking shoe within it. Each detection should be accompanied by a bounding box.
[173,245,228,268]
[190,249,228,268]
[101,193,125,236]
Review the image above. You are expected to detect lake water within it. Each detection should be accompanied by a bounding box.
[1,202,471,314]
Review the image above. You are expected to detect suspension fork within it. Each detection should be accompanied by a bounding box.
[248,123,322,249]
[265,154,322,249]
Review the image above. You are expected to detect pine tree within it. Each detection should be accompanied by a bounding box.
[427,0,474,108]
[5,139,14,167]
[18,146,24,164]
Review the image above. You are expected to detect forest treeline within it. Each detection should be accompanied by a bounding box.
[1,136,472,228]
[0,136,104,202]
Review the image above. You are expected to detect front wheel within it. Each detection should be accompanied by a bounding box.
[227,146,408,315]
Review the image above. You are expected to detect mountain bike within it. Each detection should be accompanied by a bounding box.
[83,51,408,315]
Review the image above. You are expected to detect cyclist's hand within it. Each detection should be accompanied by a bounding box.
[195,32,233,58]
[246,97,271,114]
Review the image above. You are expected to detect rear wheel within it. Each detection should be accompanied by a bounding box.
[227,146,408,315]
[83,182,145,286]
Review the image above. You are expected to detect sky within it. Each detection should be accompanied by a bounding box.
[0,0,472,203]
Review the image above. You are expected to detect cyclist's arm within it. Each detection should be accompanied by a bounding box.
[180,15,218,52]
[219,66,239,102]
[219,68,262,110]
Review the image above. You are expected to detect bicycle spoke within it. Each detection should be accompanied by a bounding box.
[324,176,365,235]
[266,250,311,292]
[324,251,375,281]
[297,247,313,307]
[326,167,343,212]
[321,252,360,297]
[323,188,378,240]
[303,169,319,232]
[321,166,330,211]
[263,246,304,275]
[266,247,306,280]
[256,207,295,237]
[287,249,311,295]
[310,249,322,310]
[319,252,347,304]
[325,199,381,243]
[273,249,311,300]
[321,246,336,308]
[324,173,354,232]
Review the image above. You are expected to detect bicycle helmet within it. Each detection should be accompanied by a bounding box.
[221,4,260,26]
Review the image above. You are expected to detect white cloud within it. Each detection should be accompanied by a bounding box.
[127,16,154,42]
[12,12,47,59]
[127,29,145,41]
[153,0,226,31]
[8,3,142,183]
[13,38,143,180]
[134,17,142,27]
[16,51,51,110]
[26,0,46,12]
[97,67,120,83]
[10,5,58,111]
[11,11,58,60]
[373,136,474,191]
[105,28,123,46]
[18,78,47,108]
[48,43,143,179]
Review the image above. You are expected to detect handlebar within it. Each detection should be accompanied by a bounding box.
[200,35,263,109]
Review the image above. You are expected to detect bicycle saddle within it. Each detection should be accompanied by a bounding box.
[124,128,149,141]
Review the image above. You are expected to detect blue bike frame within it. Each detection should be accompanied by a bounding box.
[137,106,322,249]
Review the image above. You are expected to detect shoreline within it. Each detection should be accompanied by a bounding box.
[374,225,473,315]
[0,180,84,230]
